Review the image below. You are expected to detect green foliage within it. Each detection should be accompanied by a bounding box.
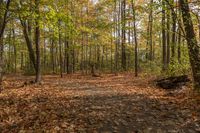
[166,59,190,77]
[140,60,162,76]
[23,65,35,76]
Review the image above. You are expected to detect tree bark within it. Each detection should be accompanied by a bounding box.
[162,0,167,70]
[179,0,200,90]
[12,28,17,73]
[171,0,176,59]
[131,0,138,77]
[166,7,170,65]
[148,0,154,61]
[58,20,63,78]
[35,0,41,83]
[121,0,126,70]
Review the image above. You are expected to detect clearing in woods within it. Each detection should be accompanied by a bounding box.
[0,74,200,132]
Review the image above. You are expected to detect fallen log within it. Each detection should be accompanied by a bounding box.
[155,75,190,89]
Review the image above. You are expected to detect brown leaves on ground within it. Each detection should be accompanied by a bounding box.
[0,73,200,132]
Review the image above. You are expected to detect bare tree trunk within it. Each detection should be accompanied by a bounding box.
[162,0,167,70]
[131,0,138,77]
[12,28,17,73]
[148,0,154,61]
[58,20,63,78]
[50,37,55,73]
[43,30,46,69]
[177,28,181,63]
[121,0,126,71]
[114,0,119,74]
[64,27,70,74]
[166,7,170,65]
[21,52,24,70]
[35,0,41,83]
[171,0,176,59]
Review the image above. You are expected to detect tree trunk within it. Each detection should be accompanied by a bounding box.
[12,28,17,73]
[177,28,181,63]
[148,0,153,61]
[0,37,3,90]
[35,0,41,83]
[166,7,170,65]
[171,0,176,59]
[162,0,167,70]
[131,0,138,77]
[121,0,126,70]
[179,0,200,90]
[58,20,63,78]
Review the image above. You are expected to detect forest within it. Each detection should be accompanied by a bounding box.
[0,0,200,132]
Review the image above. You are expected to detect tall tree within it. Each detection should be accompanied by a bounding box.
[162,0,167,70]
[179,0,200,90]
[147,0,154,61]
[121,0,126,70]
[131,0,138,77]
[171,0,176,59]
[0,0,11,90]
[35,0,41,83]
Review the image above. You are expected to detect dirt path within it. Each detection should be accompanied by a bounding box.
[0,74,200,132]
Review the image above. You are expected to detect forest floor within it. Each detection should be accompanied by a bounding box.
[0,73,200,133]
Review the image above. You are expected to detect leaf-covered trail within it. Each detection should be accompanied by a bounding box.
[0,74,200,132]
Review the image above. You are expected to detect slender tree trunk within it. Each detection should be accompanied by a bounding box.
[21,52,24,70]
[50,37,55,73]
[177,28,181,63]
[58,20,63,78]
[64,27,70,74]
[131,0,138,77]
[35,0,41,83]
[43,30,46,69]
[162,0,167,70]
[12,28,17,73]
[149,0,153,61]
[171,0,176,59]
[8,29,11,71]
[166,7,170,65]
[121,0,126,70]
[114,0,119,74]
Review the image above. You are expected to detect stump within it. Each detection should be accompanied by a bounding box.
[155,75,190,89]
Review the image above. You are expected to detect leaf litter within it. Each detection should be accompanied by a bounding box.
[0,73,200,132]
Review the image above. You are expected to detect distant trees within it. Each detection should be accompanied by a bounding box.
[0,0,199,91]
